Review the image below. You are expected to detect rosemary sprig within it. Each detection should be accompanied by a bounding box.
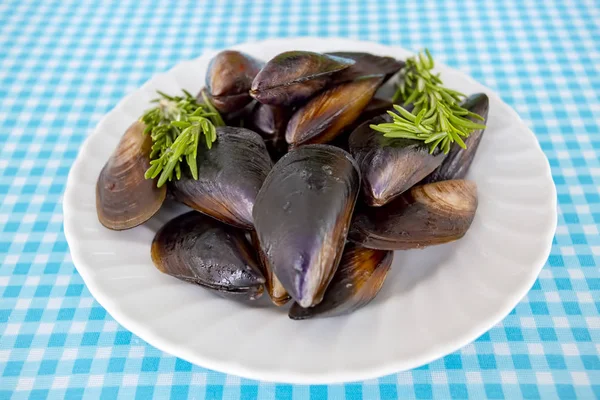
[371,49,486,154]
[140,90,224,187]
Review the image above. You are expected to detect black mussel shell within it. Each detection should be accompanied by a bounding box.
[152,212,265,299]
[251,231,290,306]
[96,122,166,230]
[327,52,404,84]
[250,51,355,107]
[286,75,384,147]
[205,50,263,114]
[329,97,395,152]
[253,145,361,308]
[247,103,291,161]
[289,243,392,320]
[349,180,478,250]
[423,93,490,183]
[349,115,445,206]
[170,127,273,229]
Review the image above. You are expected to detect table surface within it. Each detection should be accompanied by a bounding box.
[1,0,599,399]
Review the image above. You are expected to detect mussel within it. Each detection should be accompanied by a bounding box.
[289,243,392,320]
[253,145,361,308]
[247,103,291,161]
[204,50,263,114]
[349,180,478,250]
[250,51,355,106]
[423,93,490,183]
[328,97,395,152]
[349,115,445,206]
[327,52,404,84]
[152,212,265,300]
[286,75,384,147]
[96,122,166,230]
[170,126,273,229]
[251,232,290,306]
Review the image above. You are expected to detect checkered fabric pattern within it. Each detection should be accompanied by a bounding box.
[0,0,599,398]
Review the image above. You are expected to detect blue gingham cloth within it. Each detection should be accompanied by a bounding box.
[1,0,599,398]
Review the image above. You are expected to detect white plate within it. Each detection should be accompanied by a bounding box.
[63,38,557,384]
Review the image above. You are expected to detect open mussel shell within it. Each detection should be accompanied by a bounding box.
[349,180,478,250]
[96,122,166,230]
[152,212,265,300]
[247,103,291,161]
[170,127,273,229]
[423,93,490,183]
[205,50,263,114]
[250,51,355,107]
[326,52,404,84]
[251,231,290,306]
[253,145,361,308]
[289,243,392,320]
[349,115,445,206]
[286,75,384,147]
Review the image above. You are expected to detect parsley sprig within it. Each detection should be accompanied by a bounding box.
[140,90,224,187]
[371,49,486,154]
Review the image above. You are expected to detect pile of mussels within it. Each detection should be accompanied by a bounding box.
[96,50,489,320]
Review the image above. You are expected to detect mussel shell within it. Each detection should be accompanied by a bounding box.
[96,122,166,230]
[289,243,392,320]
[349,114,445,206]
[247,103,290,161]
[423,93,490,183]
[328,98,395,152]
[349,180,478,250]
[170,127,273,229]
[253,145,361,308]
[327,52,404,83]
[151,212,265,299]
[286,75,384,147]
[250,51,355,106]
[205,50,263,114]
[251,231,290,306]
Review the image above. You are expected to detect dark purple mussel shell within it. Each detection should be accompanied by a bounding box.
[286,75,384,147]
[349,180,478,250]
[152,212,265,300]
[247,102,291,161]
[253,145,361,308]
[204,50,263,114]
[349,115,445,206]
[329,97,395,152]
[170,127,273,229]
[96,121,166,230]
[289,243,392,320]
[326,51,404,84]
[250,51,355,106]
[251,231,290,306]
[423,93,490,183]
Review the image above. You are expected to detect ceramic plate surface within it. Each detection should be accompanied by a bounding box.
[63,38,557,384]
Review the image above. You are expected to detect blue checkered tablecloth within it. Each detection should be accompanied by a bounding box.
[1,0,599,398]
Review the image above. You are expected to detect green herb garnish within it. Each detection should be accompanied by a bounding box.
[140,90,224,187]
[371,49,486,154]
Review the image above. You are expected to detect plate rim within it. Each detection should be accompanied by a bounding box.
[63,37,557,384]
